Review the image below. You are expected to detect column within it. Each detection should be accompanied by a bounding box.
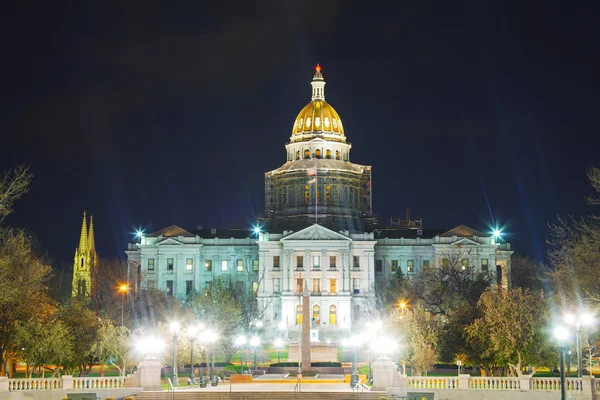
[341,250,346,292]
[345,250,351,293]
[321,249,328,293]
[194,254,201,293]
[305,249,311,288]
[282,250,288,292]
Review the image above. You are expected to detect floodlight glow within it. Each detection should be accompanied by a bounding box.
[135,230,144,238]
[250,336,260,347]
[169,321,180,333]
[493,229,501,238]
[137,336,165,358]
[278,321,287,331]
[581,313,594,326]
[119,284,128,292]
[554,326,570,341]
[253,225,261,235]
[255,321,264,328]
[235,335,247,346]
[564,313,577,325]
[203,329,218,343]
[274,338,284,348]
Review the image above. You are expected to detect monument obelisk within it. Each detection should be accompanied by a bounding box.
[301,278,311,373]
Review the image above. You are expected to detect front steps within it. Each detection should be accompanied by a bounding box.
[134,390,388,399]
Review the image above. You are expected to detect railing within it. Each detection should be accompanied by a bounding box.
[469,377,520,390]
[353,378,364,399]
[293,377,301,400]
[531,377,582,391]
[8,378,62,391]
[407,376,458,389]
[72,376,125,389]
[595,378,600,392]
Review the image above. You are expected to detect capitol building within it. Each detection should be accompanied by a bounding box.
[125,66,512,340]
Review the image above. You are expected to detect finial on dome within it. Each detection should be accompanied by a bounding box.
[311,63,325,100]
[313,63,324,81]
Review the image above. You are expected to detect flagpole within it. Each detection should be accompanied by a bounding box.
[315,167,318,224]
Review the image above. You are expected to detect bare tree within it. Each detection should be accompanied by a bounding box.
[0,166,33,223]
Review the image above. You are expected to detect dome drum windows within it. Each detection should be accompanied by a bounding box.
[326,149,331,159]
[315,149,321,159]
[304,149,310,159]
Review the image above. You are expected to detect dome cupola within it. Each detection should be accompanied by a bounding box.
[291,65,345,142]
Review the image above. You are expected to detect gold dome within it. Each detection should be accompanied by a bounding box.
[291,100,345,138]
[290,65,346,142]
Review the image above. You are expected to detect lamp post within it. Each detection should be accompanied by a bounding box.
[250,336,260,372]
[235,335,247,374]
[564,311,594,377]
[201,329,218,378]
[554,326,570,400]
[170,321,181,386]
[118,285,128,327]
[187,324,201,383]
[274,338,284,364]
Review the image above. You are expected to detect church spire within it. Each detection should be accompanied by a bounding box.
[311,64,326,101]
[79,211,88,251]
[88,215,95,253]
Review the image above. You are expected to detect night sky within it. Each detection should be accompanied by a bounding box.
[1,1,598,268]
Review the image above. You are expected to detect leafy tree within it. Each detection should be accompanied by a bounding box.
[58,298,100,376]
[89,319,131,376]
[510,254,548,290]
[466,288,554,376]
[0,166,32,223]
[13,315,73,378]
[384,267,409,310]
[394,307,440,376]
[186,278,242,362]
[89,258,128,322]
[0,228,55,376]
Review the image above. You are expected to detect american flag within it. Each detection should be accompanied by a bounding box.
[307,167,317,184]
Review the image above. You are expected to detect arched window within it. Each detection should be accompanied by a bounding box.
[304,149,310,159]
[326,149,331,159]
[315,149,321,158]
[335,150,340,160]
[329,305,337,325]
[296,151,300,160]
[80,258,84,269]
[313,305,320,325]
[296,305,303,325]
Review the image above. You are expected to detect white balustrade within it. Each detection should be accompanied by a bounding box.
[72,376,125,389]
[8,378,62,391]
[407,376,458,389]
[469,376,520,390]
[531,377,582,391]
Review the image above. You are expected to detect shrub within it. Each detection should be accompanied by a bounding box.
[104,398,115,400]
[270,362,341,368]
[124,397,136,400]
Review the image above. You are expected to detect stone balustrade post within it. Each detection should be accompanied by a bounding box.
[518,374,532,391]
[372,356,397,391]
[138,357,162,390]
[458,374,470,390]
[62,375,74,389]
[0,376,8,392]
[581,375,594,400]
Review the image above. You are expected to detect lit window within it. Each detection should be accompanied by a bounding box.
[353,256,360,269]
[304,150,310,159]
[167,258,174,271]
[481,259,489,271]
[148,258,155,271]
[296,305,303,325]
[252,259,259,272]
[335,150,340,160]
[297,278,304,294]
[423,260,430,270]
[329,278,337,293]
[273,256,280,269]
[166,280,173,296]
[391,260,398,271]
[252,282,258,294]
[205,260,212,271]
[407,260,414,273]
[297,256,304,269]
[296,151,300,160]
[312,305,320,325]
[221,260,228,272]
[461,259,469,270]
[330,256,336,269]
[205,281,212,297]
[273,278,280,294]
[313,278,320,293]
[315,149,321,158]
[326,149,331,159]
[329,305,337,325]
[186,258,193,271]
[326,185,331,201]
[313,256,320,269]
[237,259,244,272]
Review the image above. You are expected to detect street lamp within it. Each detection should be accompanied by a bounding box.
[118,285,128,327]
[187,324,202,383]
[554,326,570,400]
[169,321,181,386]
[564,310,594,377]
[235,335,247,374]
[137,336,165,359]
[250,336,260,372]
[274,338,284,364]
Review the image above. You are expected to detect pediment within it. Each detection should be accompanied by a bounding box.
[281,224,351,241]
[156,237,185,246]
[452,237,481,246]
